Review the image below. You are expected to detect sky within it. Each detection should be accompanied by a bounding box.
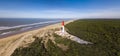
[0,0,120,18]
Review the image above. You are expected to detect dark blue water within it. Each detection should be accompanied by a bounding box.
[0,18,66,36]
[0,18,58,27]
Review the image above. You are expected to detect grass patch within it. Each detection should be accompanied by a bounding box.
[53,33,71,45]
[12,32,105,56]
[11,37,50,56]
[12,19,120,56]
[65,19,120,56]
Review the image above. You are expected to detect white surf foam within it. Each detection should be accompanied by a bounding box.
[0,20,60,30]
[21,27,33,30]
[0,31,14,35]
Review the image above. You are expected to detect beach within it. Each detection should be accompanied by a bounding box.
[0,19,62,38]
[0,21,59,38]
[0,20,73,56]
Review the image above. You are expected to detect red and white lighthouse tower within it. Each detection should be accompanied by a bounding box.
[61,21,65,33]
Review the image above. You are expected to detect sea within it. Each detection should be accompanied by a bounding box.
[0,18,68,38]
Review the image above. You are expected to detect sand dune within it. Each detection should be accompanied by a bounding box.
[0,20,73,56]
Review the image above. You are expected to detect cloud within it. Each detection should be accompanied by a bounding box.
[87,8,120,18]
[42,10,74,14]
[0,10,80,18]
[0,8,120,18]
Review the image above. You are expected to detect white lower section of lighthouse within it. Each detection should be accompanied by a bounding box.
[62,26,65,33]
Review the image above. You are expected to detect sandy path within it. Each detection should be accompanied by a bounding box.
[0,34,32,56]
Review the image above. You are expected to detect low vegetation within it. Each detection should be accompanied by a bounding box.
[12,33,103,56]
[11,19,120,56]
[65,19,120,56]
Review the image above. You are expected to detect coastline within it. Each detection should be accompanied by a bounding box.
[0,20,74,44]
[0,22,59,39]
[0,22,59,40]
[0,20,74,56]
[0,20,62,38]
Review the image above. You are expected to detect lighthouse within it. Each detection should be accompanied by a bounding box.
[61,21,65,33]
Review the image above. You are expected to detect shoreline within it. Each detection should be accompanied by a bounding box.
[0,20,73,40]
[0,22,59,39]
[0,20,74,56]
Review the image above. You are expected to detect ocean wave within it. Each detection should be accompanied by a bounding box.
[0,31,14,35]
[21,27,33,30]
[0,20,60,30]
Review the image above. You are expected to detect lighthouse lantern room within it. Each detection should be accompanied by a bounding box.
[61,21,65,33]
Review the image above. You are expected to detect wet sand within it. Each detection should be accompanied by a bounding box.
[0,22,60,39]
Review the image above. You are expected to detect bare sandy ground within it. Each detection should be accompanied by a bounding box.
[0,20,74,56]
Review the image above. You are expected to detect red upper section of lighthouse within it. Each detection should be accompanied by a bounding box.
[62,21,64,26]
